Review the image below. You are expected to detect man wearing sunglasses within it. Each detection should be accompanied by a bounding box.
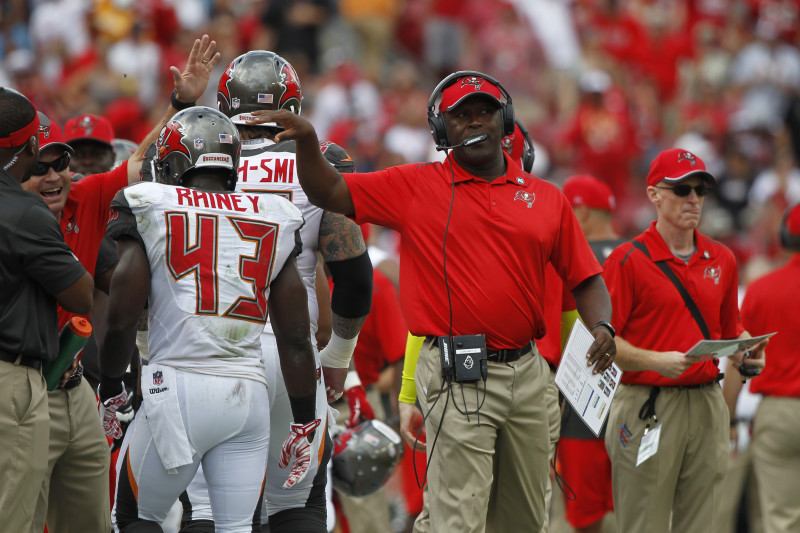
[19,34,221,532]
[600,148,767,533]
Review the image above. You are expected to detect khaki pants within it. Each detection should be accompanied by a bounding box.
[752,396,800,533]
[0,361,50,531]
[605,384,728,533]
[543,369,560,533]
[335,387,394,533]
[413,340,550,533]
[32,378,111,532]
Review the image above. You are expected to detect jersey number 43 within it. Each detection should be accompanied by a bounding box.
[165,211,278,324]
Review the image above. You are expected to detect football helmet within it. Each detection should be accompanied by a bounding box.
[331,420,404,497]
[154,106,241,191]
[217,50,302,127]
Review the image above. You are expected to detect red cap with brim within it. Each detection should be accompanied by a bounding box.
[646,148,716,187]
[439,75,503,113]
[38,112,74,154]
[563,174,616,211]
[64,114,115,149]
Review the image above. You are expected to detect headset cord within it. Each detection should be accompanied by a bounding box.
[413,378,450,489]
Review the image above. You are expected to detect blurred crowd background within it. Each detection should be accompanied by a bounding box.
[3,0,800,282]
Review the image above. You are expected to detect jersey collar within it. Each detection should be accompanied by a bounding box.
[643,221,712,262]
[445,151,528,186]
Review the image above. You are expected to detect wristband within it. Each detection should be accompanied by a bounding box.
[98,377,124,401]
[319,332,358,369]
[288,392,317,425]
[170,89,195,111]
[343,370,362,392]
[591,320,615,338]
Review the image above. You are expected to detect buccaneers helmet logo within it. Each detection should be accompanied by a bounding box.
[39,123,52,140]
[514,191,535,208]
[217,64,234,108]
[678,151,696,166]
[501,134,515,155]
[157,121,190,159]
[279,62,302,109]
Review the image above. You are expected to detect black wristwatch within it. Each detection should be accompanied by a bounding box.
[591,321,616,338]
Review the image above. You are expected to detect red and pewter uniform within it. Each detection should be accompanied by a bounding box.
[108,181,304,529]
[345,153,601,350]
[182,137,355,527]
[604,222,743,387]
[742,254,800,533]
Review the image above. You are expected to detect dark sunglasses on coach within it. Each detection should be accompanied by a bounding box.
[33,152,70,176]
[654,184,710,197]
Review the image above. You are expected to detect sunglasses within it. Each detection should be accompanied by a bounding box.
[654,184,709,197]
[33,152,70,176]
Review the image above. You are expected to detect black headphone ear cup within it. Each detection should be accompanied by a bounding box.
[427,112,448,148]
[502,101,515,136]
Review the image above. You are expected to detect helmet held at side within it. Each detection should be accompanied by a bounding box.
[331,419,404,498]
[155,106,241,191]
[217,50,302,126]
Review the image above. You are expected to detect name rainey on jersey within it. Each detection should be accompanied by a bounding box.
[176,187,262,212]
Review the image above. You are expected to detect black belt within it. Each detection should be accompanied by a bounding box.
[0,350,42,371]
[424,336,533,363]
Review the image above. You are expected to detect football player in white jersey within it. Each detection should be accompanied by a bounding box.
[180,51,374,533]
[98,106,321,533]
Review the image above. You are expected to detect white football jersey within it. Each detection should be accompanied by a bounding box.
[108,181,304,383]
[235,138,355,337]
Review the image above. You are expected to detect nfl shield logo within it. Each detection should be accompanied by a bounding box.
[153,371,163,385]
[232,97,240,109]
[194,138,204,149]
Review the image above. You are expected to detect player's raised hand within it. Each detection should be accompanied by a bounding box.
[246,109,317,143]
[279,418,322,488]
[171,34,220,104]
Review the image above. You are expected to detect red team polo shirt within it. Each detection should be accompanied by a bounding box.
[743,254,800,398]
[57,162,129,328]
[344,153,601,350]
[603,222,744,387]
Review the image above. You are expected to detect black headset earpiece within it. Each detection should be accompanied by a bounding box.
[514,119,535,173]
[427,70,514,148]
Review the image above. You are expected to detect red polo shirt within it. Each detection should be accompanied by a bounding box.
[743,254,800,398]
[345,153,601,350]
[57,162,129,328]
[538,264,576,367]
[349,269,407,387]
[603,222,743,387]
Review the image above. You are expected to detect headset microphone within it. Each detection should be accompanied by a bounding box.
[435,134,488,151]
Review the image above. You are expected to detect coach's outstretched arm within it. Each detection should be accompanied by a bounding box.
[247,110,355,216]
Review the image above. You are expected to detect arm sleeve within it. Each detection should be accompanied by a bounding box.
[94,234,119,277]
[106,190,145,248]
[399,333,424,404]
[17,204,87,295]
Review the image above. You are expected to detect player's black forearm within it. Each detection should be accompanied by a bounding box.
[269,258,317,398]
[100,239,150,384]
[570,273,613,328]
